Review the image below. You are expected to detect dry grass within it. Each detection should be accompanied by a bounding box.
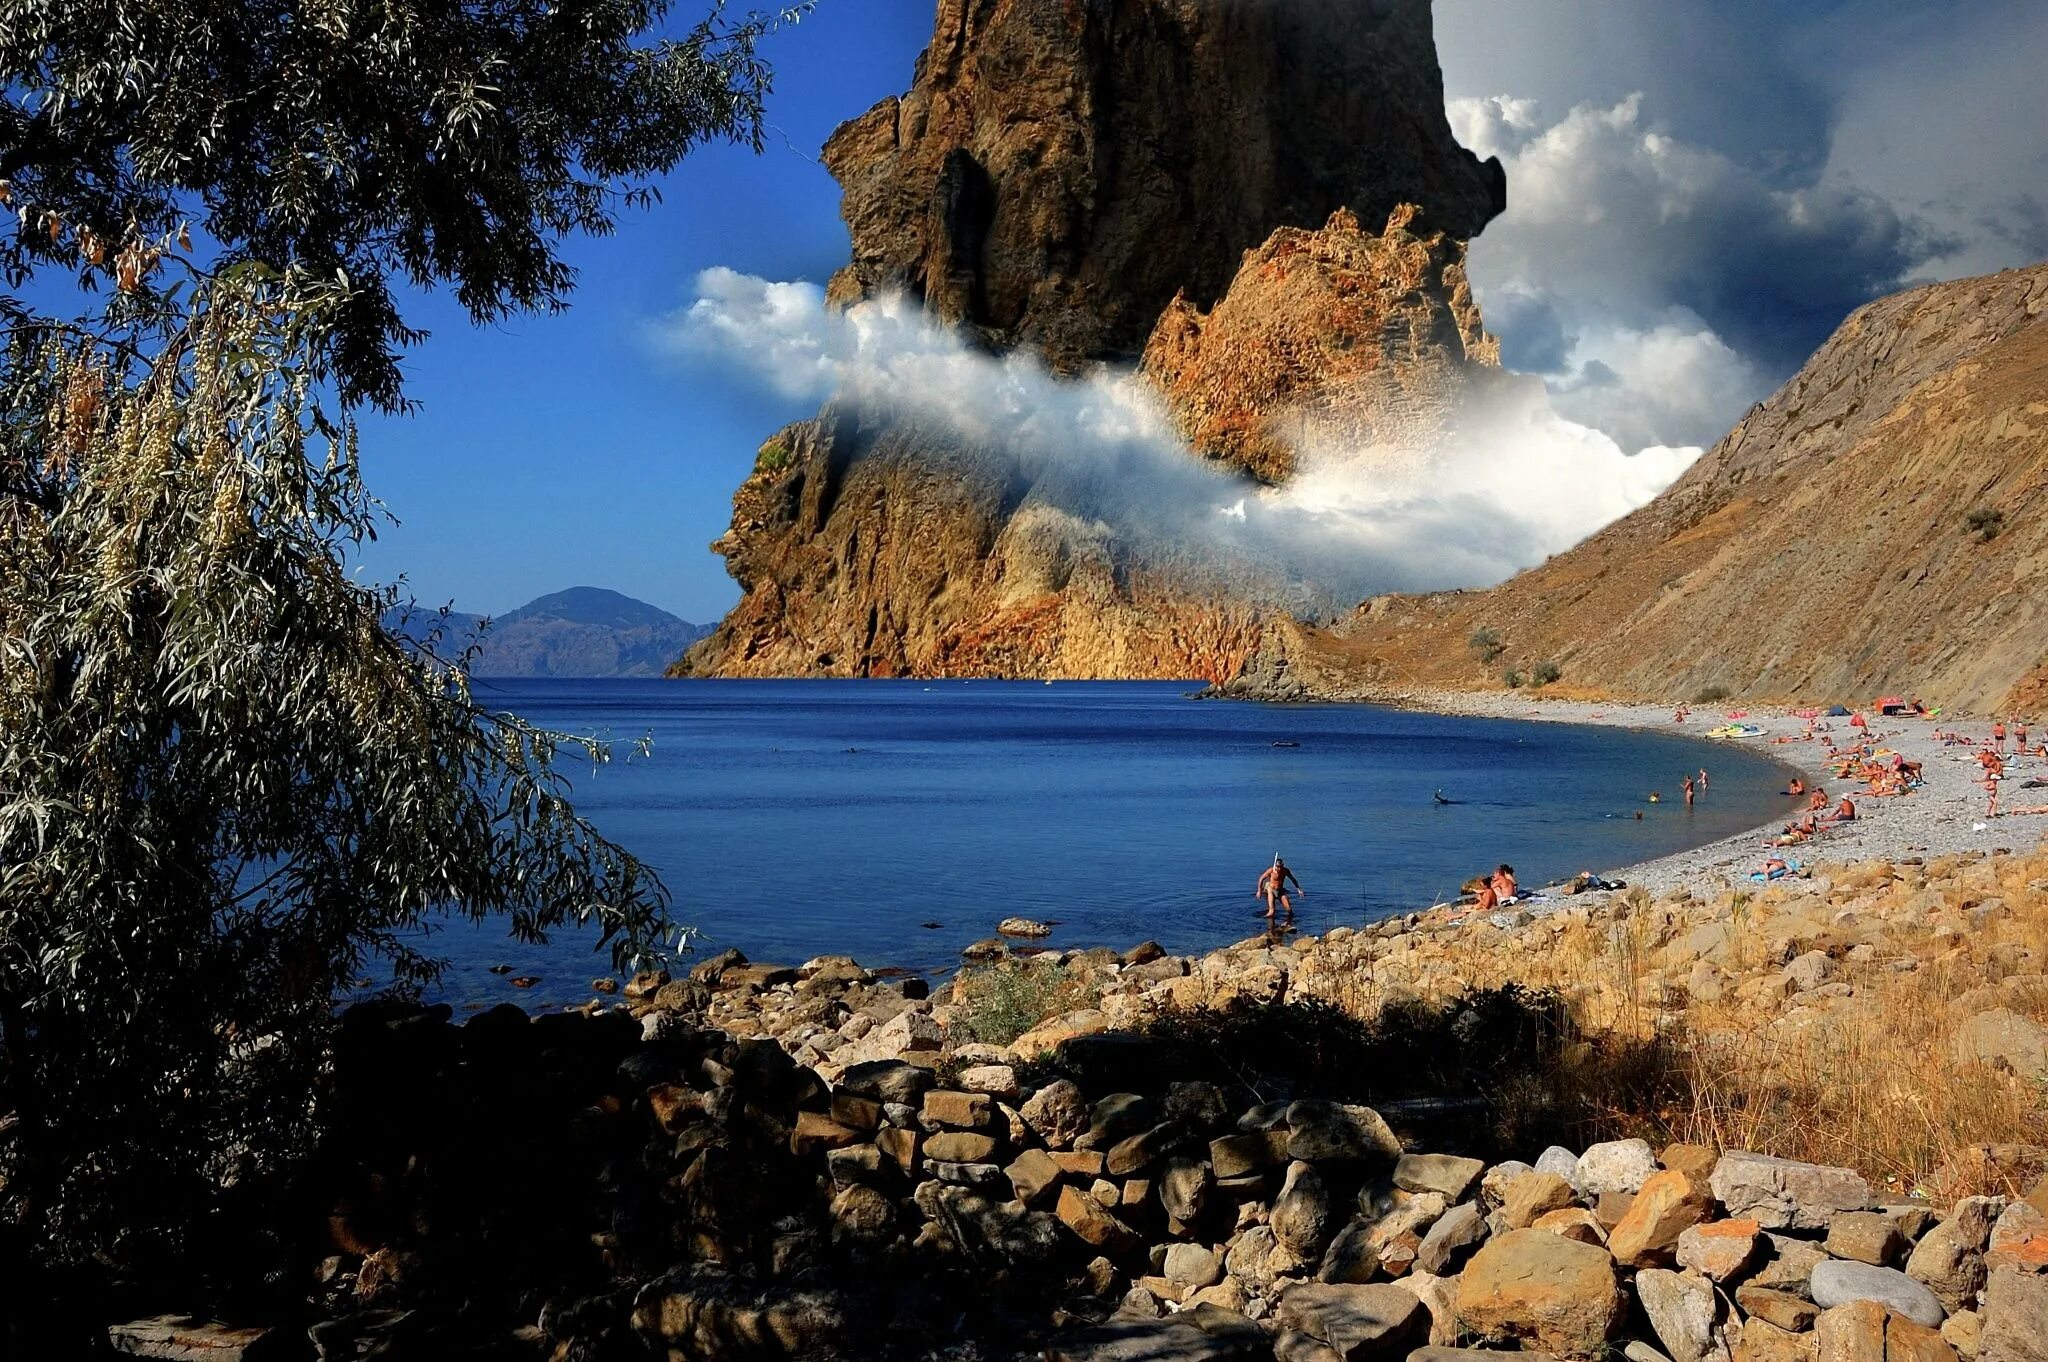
[1302,852,2048,1201]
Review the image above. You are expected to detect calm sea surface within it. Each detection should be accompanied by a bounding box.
[419,679,1794,1006]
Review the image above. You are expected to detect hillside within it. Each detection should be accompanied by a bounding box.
[1251,263,2048,715]
[677,0,1505,682]
[390,587,711,678]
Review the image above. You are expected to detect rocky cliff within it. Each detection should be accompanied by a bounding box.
[678,0,1504,681]
[1255,263,2048,715]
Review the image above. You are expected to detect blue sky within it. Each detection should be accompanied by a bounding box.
[353,0,2048,624]
[353,4,934,623]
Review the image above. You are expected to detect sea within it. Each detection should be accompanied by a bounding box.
[417,678,1796,1007]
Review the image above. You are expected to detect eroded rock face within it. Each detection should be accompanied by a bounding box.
[680,0,1506,682]
[824,0,1503,370]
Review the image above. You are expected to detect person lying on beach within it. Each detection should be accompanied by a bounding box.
[1256,854,1303,921]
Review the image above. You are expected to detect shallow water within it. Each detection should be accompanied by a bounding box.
[417,679,1793,1007]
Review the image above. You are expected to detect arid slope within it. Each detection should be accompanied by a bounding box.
[1270,264,2048,714]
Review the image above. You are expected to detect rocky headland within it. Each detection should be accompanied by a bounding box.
[675,0,1506,683]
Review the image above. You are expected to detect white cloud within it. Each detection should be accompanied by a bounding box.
[657,270,1697,602]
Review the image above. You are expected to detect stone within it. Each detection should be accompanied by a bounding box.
[1480,1160,1536,1207]
[1784,950,1835,992]
[1456,1228,1624,1355]
[1317,1218,1382,1285]
[957,1063,1021,1102]
[1088,1094,1158,1145]
[1663,1144,1721,1181]
[1577,1139,1660,1198]
[1533,1208,1607,1245]
[829,1183,897,1241]
[1285,1101,1402,1164]
[1907,1197,2001,1315]
[1161,1157,1214,1224]
[1536,1145,1583,1187]
[1937,1311,1978,1361]
[1211,1133,1278,1179]
[106,1316,271,1360]
[1057,1185,1141,1257]
[1735,1319,1820,1362]
[825,1143,887,1190]
[837,1058,935,1106]
[1814,1299,1954,1362]
[1829,1212,1909,1267]
[1164,1243,1225,1292]
[1106,1123,1178,1177]
[1678,1218,1762,1281]
[790,1110,862,1156]
[1609,1168,1713,1267]
[925,1130,999,1164]
[1413,1201,1487,1275]
[1053,1150,1108,1179]
[1954,1009,2048,1082]
[1501,1171,1578,1229]
[1272,1282,1429,1361]
[1007,1148,1062,1206]
[1012,1009,1111,1061]
[1225,1225,1308,1292]
[1394,1153,1485,1201]
[829,1091,883,1132]
[928,1160,1007,1193]
[1985,1199,2048,1273]
[1045,1317,1243,1362]
[1739,1287,1821,1332]
[1712,1152,1872,1230]
[1020,1079,1090,1148]
[1980,1263,2048,1361]
[1409,1352,1563,1362]
[922,1089,992,1129]
[1810,1260,1946,1327]
[1637,1268,1720,1362]
[1274,1332,1342,1362]
[1752,1234,1834,1299]
[1392,1271,1462,1347]
[1274,1161,1338,1258]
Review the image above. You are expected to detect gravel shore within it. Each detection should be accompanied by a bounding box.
[1392,691,2048,899]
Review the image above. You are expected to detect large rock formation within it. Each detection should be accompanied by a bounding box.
[1251,263,2048,714]
[681,0,1504,680]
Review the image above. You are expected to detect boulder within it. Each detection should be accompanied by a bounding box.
[1609,1169,1713,1267]
[1678,1218,1762,1281]
[1285,1101,1402,1165]
[1480,1161,1536,1207]
[1907,1197,2001,1315]
[1536,1145,1583,1187]
[1013,1008,1111,1061]
[1414,1202,1487,1275]
[1737,1287,1820,1332]
[1394,1154,1486,1201]
[1274,1161,1338,1258]
[1733,1318,1819,1362]
[1810,1260,1946,1327]
[1272,1283,1429,1361]
[1954,1008,2048,1082]
[1813,1299,1952,1361]
[957,1063,1021,1102]
[836,1058,935,1106]
[1711,1151,1871,1230]
[1106,1123,1179,1177]
[1057,1185,1141,1257]
[1828,1211,1909,1267]
[1751,1233,1833,1299]
[1636,1268,1720,1362]
[1161,1157,1214,1224]
[1981,1263,2048,1362]
[1456,1228,1624,1355]
[922,1089,993,1130]
[105,1317,272,1361]
[1020,1079,1091,1149]
[925,1131,999,1163]
[1007,1148,1062,1206]
[1986,1199,2048,1273]
[1045,1317,1244,1362]
[1577,1139,1659,1198]
[1226,1225,1308,1292]
[1164,1243,1226,1292]
[1501,1171,1579,1230]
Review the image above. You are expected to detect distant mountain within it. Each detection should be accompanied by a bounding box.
[387,587,713,678]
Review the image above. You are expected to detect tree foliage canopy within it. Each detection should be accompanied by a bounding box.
[0,0,796,1287]
[2,0,795,407]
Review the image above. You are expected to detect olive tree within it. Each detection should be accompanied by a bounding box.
[0,0,803,1278]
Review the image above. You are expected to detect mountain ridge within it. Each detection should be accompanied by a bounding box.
[388,587,712,678]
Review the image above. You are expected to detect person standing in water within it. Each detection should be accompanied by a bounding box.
[1698,767,1709,792]
[1683,775,1695,807]
[1257,854,1304,921]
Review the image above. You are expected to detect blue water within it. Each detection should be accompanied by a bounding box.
[423,679,1794,1006]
